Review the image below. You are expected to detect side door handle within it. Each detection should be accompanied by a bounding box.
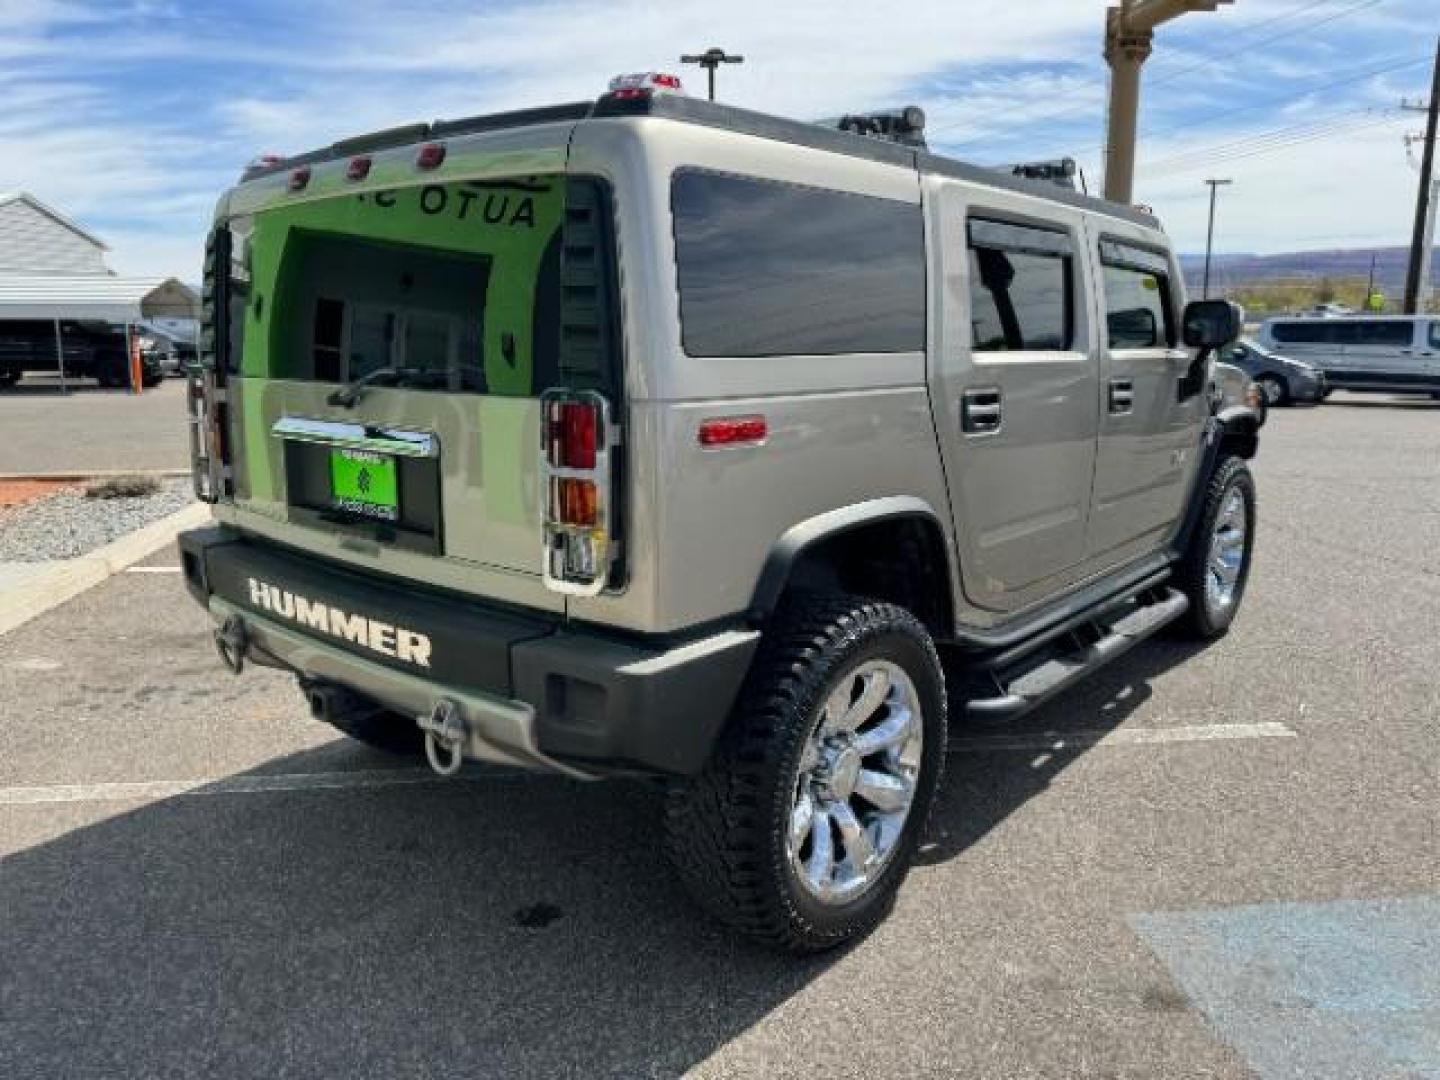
[1108,378,1134,415]
[961,388,1002,434]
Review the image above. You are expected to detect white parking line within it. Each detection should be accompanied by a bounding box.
[0,767,534,807]
[948,721,1297,753]
[0,723,1297,807]
[125,565,183,574]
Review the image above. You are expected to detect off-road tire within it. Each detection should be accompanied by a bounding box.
[1174,455,1256,640]
[663,594,947,953]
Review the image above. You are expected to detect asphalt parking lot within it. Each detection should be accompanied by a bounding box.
[0,376,189,474]
[1,393,1436,1079]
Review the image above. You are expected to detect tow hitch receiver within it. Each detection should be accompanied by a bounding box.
[214,614,248,674]
[417,698,467,777]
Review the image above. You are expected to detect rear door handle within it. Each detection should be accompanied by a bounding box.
[1109,378,1135,415]
[961,388,1002,434]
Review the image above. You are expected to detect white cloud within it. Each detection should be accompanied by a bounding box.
[1,0,1435,276]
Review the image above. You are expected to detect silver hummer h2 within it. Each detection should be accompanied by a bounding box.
[180,75,1259,952]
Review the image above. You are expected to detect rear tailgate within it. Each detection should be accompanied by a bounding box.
[209,122,619,611]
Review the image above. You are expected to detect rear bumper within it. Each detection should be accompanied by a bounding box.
[179,525,759,777]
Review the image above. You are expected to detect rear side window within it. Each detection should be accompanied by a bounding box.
[1431,322,1440,349]
[671,170,924,357]
[1270,321,1334,344]
[967,219,1074,352]
[1350,321,1413,346]
[1100,240,1174,349]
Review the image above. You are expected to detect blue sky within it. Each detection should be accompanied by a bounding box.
[2,0,1435,278]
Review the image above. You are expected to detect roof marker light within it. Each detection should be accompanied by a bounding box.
[607,72,686,100]
[288,166,311,192]
[416,142,446,170]
[346,155,372,181]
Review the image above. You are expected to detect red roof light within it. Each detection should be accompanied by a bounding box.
[416,142,446,170]
[346,155,372,181]
[287,166,311,192]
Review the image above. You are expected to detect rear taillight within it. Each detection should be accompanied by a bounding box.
[540,390,614,595]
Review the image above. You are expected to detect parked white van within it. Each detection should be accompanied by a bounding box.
[1255,316,1440,399]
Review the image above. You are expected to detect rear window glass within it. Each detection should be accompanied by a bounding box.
[967,219,1074,352]
[213,177,623,398]
[671,170,925,357]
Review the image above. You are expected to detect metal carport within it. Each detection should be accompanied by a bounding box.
[0,276,200,392]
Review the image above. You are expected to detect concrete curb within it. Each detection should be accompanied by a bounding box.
[0,469,191,482]
[0,501,211,637]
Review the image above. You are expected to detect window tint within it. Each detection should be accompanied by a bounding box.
[1099,241,1174,349]
[1431,321,1440,350]
[672,170,925,356]
[967,219,1073,352]
[1270,321,1335,344]
[1350,321,1413,347]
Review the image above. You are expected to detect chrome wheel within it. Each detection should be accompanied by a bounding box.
[1205,486,1248,613]
[786,660,923,905]
[1260,377,1284,405]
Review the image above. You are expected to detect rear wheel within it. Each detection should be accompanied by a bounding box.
[1174,456,1256,640]
[663,594,947,953]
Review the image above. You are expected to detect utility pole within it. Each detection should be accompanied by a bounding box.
[1202,177,1232,299]
[680,47,744,102]
[1403,37,1439,314]
[1103,0,1234,204]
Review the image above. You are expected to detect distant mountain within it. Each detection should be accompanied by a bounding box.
[1179,246,1438,300]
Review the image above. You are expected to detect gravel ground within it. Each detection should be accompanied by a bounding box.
[0,478,194,562]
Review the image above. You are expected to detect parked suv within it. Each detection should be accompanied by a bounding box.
[0,320,162,388]
[179,79,1260,951]
[1255,315,1440,399]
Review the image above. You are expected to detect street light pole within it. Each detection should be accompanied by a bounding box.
[1202,177,1232,300]
[680,47,744,101]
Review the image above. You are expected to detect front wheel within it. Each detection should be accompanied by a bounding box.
[664,595,947,953]
[1174,456,1256,639]
[1256,374,1289,407]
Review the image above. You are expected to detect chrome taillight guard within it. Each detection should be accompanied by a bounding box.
[186,366,230,503]
[540,388,618,596]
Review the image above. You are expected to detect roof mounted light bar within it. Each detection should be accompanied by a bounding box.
[1004,158,1080,191]
[825,106,928,148]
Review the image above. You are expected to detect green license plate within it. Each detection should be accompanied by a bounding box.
[330,449,399,522]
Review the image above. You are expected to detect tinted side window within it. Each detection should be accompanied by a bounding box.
[1270,321,1326,344]
[967,219,1074,352]
[1100,241,1174,349]
[671,170,924,357]
[1431,322,1440,349]
[1352,321,1413,346]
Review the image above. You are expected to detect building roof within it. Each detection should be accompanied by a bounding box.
[0,276,199,322]
[0,192,110,252]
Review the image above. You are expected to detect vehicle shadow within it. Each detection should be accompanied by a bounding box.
[921,636,1212,866]
[0,379,125,396]
[0,636,1212,1078]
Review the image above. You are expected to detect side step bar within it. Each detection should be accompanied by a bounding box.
[964,587,1189,723]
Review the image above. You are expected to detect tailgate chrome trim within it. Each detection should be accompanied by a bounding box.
[272,416,438,458]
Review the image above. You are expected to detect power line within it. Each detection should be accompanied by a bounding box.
[1149,0,1386,87]
[1144,110,1404,171]
[1146,0,1339,78]
[1141,53,1429,141]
